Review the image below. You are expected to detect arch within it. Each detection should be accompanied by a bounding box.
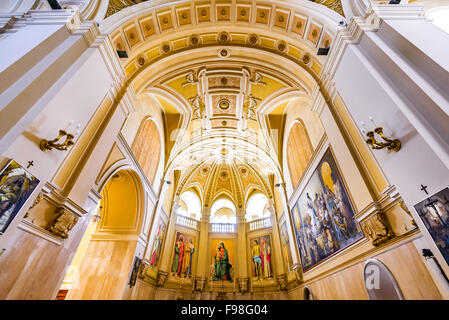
[210,197,236,224]
[245,192,269,222]
[286,119,314,189]
[131,117,161,185]
[97,169,144,234]
[63,168,145,300]
[179,190,202,220]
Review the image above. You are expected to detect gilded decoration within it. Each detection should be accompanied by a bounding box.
[361,211,395,246]
[46,207,78,239]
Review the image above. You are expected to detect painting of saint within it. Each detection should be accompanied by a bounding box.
[290,148,363,271]
[250,235,273,279]
[0,160,40,234]
[414,188,449,265]
[171,232,195,278]
[149,220,166,269]
[210,239,234,282]
[280,222,293,272]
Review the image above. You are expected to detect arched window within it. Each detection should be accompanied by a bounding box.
[179,191,202,220]
[131,118,161,185]
[428,7,449,34]
[245,193,269,222]
[287,120,313,189]
[210,198,236,224]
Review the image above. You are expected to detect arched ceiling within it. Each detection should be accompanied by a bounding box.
[99,0,333,208]
[103,0,344,19]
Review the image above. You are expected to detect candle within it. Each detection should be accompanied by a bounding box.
[64,120,74,131]
[360,121,367,135]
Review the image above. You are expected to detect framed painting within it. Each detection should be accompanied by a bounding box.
[280,221,293,273]
[210,239,234,281]
[0,159,40,234]
[171,232,196,278]
[249,234,273,279]
[128,256,142,287]
[148,219,166,270]
[290,148,363,271]
[414,187,449,266]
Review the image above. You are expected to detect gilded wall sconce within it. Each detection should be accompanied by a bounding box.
[361,116,401,152]
[40,120,81,152]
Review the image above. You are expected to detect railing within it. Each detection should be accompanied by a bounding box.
[248,216,272,231]
[176,214,198,230]
[210,223,236,233]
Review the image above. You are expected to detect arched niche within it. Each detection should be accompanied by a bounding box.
[286,119,314,189]
[131,117,161,186]
[97,169,144,234]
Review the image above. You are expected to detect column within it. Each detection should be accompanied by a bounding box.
[158,196,180,275]
[236,210,248,277]
[195,207,210,278]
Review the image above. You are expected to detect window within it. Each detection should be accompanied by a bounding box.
[245,193,269,222]
[210,198,236,224]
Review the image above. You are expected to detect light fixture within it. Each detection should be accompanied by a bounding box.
[40,120,81,152]
[360,116,401,152]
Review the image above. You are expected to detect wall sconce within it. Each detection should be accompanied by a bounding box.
[40,120,81,152]
[360,116,401,152]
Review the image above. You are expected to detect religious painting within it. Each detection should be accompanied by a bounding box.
[280,222,293,273]
[414,188,449,265]
[0,159,40,234]
[250,235,273,279]
[210,239,234,282]
[291,148,363,271]
[171,232,195,278]
[148,219,166,270]
[128,256,141,288]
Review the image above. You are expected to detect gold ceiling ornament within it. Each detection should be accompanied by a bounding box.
[247,34,259,46]
[218,98,230,110]
[276,40,287,52]
[243,94,261,120]
[188,95,206,120]
[105,0,149,19]
[302,54,311,65]
[182,70,197,86]
[217,31,231,44]
[160,42,172,54]
[252,71,266,86]
[189,34,201,47]
[311,0,345,17]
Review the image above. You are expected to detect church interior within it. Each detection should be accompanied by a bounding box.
[1,0,449,300]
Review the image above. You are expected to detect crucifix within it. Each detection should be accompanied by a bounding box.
[27,160,34,169]
[420,184,428,195]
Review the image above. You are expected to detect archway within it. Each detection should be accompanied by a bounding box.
[60,169,144,300]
